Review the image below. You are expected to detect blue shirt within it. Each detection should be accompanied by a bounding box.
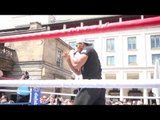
[17,86,30,96]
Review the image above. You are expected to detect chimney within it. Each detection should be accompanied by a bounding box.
[29,22,42,30]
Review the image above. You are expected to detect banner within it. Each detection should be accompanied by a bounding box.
[31,87,41,105]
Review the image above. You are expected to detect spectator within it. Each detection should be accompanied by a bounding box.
[16,71,30,103]
[0,70,3,78]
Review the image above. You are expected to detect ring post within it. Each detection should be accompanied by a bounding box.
[31,87,41,105]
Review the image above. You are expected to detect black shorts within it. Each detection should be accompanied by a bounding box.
[16,94,30,103]
[74,88,106,105]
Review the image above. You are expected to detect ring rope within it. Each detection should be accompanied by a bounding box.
[0,80,160,88]
[0,89,160,99]
[0,16,160,43]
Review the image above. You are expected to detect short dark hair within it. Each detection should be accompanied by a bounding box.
[84,43,90,46]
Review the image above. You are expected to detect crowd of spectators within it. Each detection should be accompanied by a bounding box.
[105,98,156,105]
[0,70,158,105]
[0,93,158,105]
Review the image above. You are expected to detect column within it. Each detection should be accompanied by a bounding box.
[143,89,148,104]
[141,71,148,104]
[118,71,124,101]
[102,73,106,80]
[120,88,124,101]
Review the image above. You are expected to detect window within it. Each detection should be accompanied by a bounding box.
[128,89,142,97]
[128,55,136,64]
[108,88,120,101]
[56,48,63,67]
[69,41,76,49]
[106,38,114,51]
[105,73,116,80]
[151,35,160,49]
[107,56,114,65]
[127,73,139,79]
[151,73,154,79]
[86,40,94,48]
[128,37,136,50]
[152,54,160,64]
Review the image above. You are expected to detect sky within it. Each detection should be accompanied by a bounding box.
[0,15,49,29]
[0,15,16,29]
[0,15,115,30]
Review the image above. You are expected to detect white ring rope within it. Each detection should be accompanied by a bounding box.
[1,79,160,103]
[41,91,76,96]
[0,89,76,96]
[0,80,160,88]
[105,96,160,99]
[0,89,160,99]
[0,89,29,93]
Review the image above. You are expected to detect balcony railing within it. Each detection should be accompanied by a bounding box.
[0,46,15,60]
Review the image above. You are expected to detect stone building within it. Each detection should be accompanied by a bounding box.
[0,22,74,101]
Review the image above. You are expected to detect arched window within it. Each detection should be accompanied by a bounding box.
[128,88,142,101]
[108,88,120,101]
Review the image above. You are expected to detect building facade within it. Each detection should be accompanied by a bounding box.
[1,15,160,104]
[61,16,160,104]
[0,22,74,100]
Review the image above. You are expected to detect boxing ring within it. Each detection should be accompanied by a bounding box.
[1,16,160,105]
[0,80,160,105]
